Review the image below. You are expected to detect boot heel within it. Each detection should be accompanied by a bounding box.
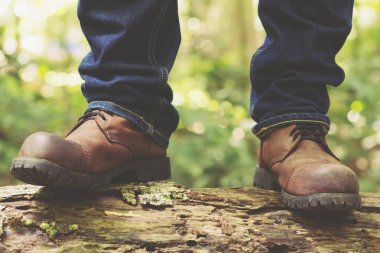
[253,165,280,191]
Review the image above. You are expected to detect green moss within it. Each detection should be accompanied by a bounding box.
[69,224,79,232]
[46,227,58,238]
[172,191,189,200]
[119,181,189,207]
[39,222,58,238]
[39,222,50,230]
[162,193,171,200]
[139,191,173,206]
[121,189,137,205]
[24,219,33,226]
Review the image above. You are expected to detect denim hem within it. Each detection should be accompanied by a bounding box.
[252,113,330,139]
[86,101,170,148]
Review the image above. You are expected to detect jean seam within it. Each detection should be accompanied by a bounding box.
[149,0,170,65]
[156,65,168,89]
[254,119,329,136]
[151,0,169,88]
[89,101,169,140]
[161,67,168,88]
[154,0,169,65]
[159,67,164,88]
[147,0,170,125]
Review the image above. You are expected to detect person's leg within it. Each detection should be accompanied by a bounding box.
[78,0,181,147]
[251,0,353,135]
[251,0,360,210]
[11,0,181,187]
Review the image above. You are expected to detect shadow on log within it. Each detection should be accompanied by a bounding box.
[0,181,379,252]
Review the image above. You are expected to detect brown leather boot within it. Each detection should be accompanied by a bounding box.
[254,124,360,210]
[10,110,170,188]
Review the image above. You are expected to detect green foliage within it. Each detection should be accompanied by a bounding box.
[0,0,380,192]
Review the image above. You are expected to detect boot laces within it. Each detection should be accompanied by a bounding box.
[66,110,111,137]
[289,124,339,161]
[77,110,109,124]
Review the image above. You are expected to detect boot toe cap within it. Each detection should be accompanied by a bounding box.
[18,132,84,169]
[286,163,359,196]
[19,132,60,158]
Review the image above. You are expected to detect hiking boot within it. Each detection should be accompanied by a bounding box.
[11,110,170,188]
[254,124,360,210]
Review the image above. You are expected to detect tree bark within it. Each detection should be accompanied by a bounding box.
[0,181,379,252]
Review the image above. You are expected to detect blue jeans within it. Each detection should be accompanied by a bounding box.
[78,0,354,147]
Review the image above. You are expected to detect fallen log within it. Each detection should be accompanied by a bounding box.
[0,181,379,252]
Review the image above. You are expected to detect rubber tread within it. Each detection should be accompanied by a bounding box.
[10,157,171,188]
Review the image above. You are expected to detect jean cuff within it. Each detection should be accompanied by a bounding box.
[86,101,170,148]
[252,113,330,139]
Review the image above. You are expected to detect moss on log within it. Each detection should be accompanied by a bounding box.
[0,181,379,252]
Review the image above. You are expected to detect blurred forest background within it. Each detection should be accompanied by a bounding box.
[1,0,380,192]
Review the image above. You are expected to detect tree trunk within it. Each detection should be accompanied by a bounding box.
[0,181,379,252]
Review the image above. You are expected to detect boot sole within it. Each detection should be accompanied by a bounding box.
[10,157,171,188]
[253,165,361,211]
